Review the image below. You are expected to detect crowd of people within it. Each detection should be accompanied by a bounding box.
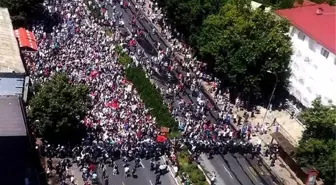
[26,0,279,184]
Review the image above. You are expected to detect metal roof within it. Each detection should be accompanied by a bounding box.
[0,8,25,73]
[0,96,27,136]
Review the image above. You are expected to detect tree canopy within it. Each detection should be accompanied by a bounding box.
[0,0,46,28]
[160,0,228,44]
[254,0,295,9]
[307,0,335,5]
[296,98,336,185]
[196,3,292,104]
[28,73,90,144]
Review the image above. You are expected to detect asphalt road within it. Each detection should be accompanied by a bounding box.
[97,157,176,185]
[106,1,168,53]
[104,1,276,185]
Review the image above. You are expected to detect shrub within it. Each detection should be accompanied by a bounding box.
[177,149,208,185]
[124,66,178,131]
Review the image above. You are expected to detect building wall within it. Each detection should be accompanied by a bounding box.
[288,26,336,107]
[0,73,25,96]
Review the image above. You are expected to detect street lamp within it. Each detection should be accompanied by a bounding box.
[262,70,278,126]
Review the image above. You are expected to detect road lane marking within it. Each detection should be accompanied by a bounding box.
[126,27,132,35]
[222,164,233,179]
[149,180,154,185]
[140,161,145,168]
[122,182,126,185]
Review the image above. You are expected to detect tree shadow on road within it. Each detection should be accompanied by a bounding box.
[239,154,282,185]
[222,156,246,185]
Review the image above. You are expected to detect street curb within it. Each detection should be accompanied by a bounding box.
[186,150,212,185]
[161,156,182,185]
[196,164,212,185]
[162,154,212,185]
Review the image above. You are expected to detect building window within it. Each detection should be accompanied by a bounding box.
[297,31,306,41]
[320,48,329,59]
[290,27,296,36]
[308,39,316,52]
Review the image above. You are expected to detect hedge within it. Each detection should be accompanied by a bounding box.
[116,51,206,184]
[115,46,132,66]
[178,149,209,185]
[124,66,178,131]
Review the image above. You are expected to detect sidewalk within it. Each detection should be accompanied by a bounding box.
[201,82,304,185]
[251,108,304,146]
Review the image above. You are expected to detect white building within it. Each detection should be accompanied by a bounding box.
[0,8,27,98]
[275,4,336,107]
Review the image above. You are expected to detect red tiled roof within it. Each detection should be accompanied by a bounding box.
[275,3,336,54]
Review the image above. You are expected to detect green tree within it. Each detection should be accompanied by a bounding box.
[300,98,336,141]
[196,3,292,103]
[162,0,227,44]
[309,0,335,5]
[296,98,336,185]
[28,73,90,144]
[254,0,295,9]
[0,0,46,28]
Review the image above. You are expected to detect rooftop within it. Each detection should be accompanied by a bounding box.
[0,96,27,136]
[0,8,25,73]
[275,3,336,54]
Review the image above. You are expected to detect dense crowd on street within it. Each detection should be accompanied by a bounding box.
[26,0,279,184]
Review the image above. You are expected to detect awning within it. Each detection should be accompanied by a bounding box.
[271,132,296,156]
[14,28,38,51]
[156,135,167,143]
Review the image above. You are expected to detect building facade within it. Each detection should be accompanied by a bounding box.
[276,4,336,107]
